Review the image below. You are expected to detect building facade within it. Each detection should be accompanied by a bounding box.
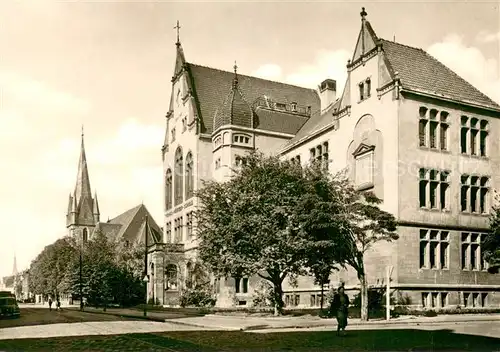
[155,8,500,309]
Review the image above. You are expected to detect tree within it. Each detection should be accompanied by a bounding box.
[195,152,350,315]
[339,185,398,321]
[485,194,500,273]
[29,237,78,298]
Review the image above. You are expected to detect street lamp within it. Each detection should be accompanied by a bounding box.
[143,274,149,317]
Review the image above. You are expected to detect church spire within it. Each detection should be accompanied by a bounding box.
[74,126,92,205]
[12,254,17,276]
[174,20,181,46]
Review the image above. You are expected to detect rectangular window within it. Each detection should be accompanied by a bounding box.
[242,278,249,293]
[365,78,371,97]
[419,229,449,269]
[294,295,300,306]
[419,108,448,150]
[419,169,449,210]
[440,292,448,308]
[310,295,316,307]
[461,232,488,271]
[461,116,488,156]
[422,292,429,308]
[461,175,489,214]
[359,83,364,101]
[235,278,241,293]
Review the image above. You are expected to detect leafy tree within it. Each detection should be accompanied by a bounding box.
[339,184,398,321]
[485,194,500,273]
[29,237,78,297]
[195,152,350,315]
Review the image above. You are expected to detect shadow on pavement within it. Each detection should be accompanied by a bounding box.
[0,328,499,351]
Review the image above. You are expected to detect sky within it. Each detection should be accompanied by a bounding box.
[0,0,499,278]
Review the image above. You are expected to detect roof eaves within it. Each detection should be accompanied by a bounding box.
[401,87,500,113]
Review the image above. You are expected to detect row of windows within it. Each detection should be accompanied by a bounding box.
[418,107,489,157]
[419,229,489,271]
[422,292,489,308]
[418,168,489,214]
[234,277,249,293]
[358,77,371,101]
[213,134,251,149]
[165,212,194,243]
[310,142,329,170]
[165,147,194,210]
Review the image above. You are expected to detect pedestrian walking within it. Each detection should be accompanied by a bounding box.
[330,285,350,336]
[56,298,61,311]
[48,298,52,311]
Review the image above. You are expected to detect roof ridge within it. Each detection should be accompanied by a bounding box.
[380,38,498,107]
[379,38,426,52]
[187,62,318,92]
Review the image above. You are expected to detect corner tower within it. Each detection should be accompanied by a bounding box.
[66,128,100,242]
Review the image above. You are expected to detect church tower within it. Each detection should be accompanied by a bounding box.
[66,128,100,242]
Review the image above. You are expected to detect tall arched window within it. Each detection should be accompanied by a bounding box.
[82,228,88,243]
[185,152,194,199]
[165,169,173,210]
[174,147,184,206]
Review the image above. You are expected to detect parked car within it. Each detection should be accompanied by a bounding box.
[0,292,20,318]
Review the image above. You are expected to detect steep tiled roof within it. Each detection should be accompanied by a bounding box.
[254,107,309,135]
[187,64,320,134]
[281,100,340,151]
[99,204,162,244]
[213,84,253,131]
[380,39,499,109]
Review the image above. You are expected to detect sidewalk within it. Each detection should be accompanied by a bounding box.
[64,306,500,331]
[164,313,500,331]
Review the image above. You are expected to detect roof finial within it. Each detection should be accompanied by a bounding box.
[232,60,238,88]
[81,124,84,138]
[174,20,181,46]
[360,7,367,20]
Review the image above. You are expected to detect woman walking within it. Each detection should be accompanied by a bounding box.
[331,285,350,336]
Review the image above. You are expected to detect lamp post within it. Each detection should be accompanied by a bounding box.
[143,215,149,317]
[79,240,83,311]
[150,262,155,305]
[143,274,149,317]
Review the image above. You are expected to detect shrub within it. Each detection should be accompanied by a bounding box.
[251,281,274,308]
[352,288,386,311]
[179,286,216,308]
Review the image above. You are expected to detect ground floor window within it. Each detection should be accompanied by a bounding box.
[421,291,448,308]
[462,292,488,308]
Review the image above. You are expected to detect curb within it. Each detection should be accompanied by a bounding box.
[162,316,500,332]
[65,308,167,323]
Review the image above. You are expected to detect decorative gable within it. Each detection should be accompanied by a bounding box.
[352,143,375,157]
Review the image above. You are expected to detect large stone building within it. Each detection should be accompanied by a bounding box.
[154,8,500,309]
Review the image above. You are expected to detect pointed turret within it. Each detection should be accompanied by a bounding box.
[351,7,378,63]
[93,191,100,223]
[212,62,253,132]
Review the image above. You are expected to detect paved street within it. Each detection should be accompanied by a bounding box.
[0,307,138,329]
[0,320,499,351]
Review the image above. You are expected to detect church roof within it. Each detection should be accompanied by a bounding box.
[186,63,320,135]
[380,39,500,109]
[97,204,162,244]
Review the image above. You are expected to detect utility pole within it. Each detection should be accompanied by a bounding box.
[386,266,393,320]
[143,215,149,317]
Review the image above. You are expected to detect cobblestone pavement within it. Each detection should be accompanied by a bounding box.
[0,307,137,329]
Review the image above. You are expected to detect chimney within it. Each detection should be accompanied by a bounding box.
[318,79,337,112]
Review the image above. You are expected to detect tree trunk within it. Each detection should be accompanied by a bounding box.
[320,283,325,312]
[360,273,368,321]
[272,282,284,316]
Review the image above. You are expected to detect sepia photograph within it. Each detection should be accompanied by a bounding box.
[0,0,499,350]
